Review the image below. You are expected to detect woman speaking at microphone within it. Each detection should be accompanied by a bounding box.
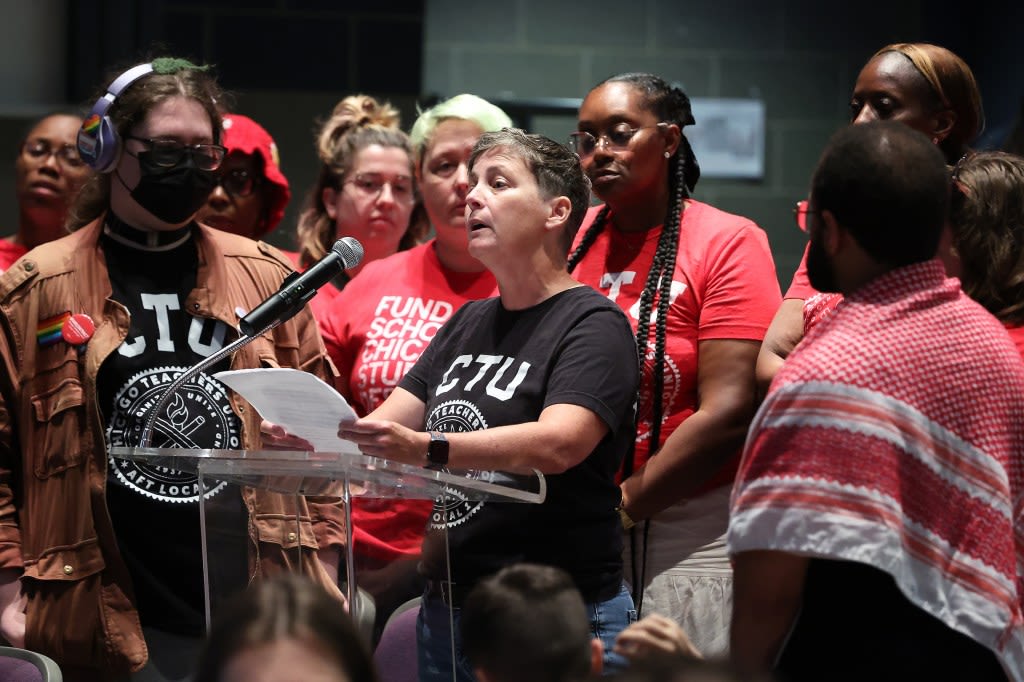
[0,58,346,682]
[334,129,640,681]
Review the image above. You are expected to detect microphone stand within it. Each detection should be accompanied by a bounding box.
[138,321,275,447]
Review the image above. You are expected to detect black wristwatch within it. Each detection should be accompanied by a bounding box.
[426,431,449,468]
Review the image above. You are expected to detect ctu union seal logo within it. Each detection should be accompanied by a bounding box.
[426,399,490,529]
[107,366,240,503]
[637,350,680,442]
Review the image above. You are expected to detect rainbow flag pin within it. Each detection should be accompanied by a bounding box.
[37,312,71,347]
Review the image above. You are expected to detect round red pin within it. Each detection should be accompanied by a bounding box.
[62,313,95,345]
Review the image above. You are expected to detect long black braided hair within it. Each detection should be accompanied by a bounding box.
[566,73,700,612]
[568,73,699,473]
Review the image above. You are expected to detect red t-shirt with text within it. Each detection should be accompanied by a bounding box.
[571,201,781,492]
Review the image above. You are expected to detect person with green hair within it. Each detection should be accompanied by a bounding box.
[0,58,345,681]
[316,93,512,643]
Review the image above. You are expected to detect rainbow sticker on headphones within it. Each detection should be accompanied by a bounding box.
[78,114,103,161]
[82,114,102,135]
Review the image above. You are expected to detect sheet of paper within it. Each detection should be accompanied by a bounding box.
[215,367,359,453]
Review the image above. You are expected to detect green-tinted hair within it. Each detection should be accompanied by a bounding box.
[409,94,512,167]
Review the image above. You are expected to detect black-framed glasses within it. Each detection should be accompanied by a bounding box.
[793,200,819,233]
[214,168,261,198]
[344,172,415,204]
[568,123,667,157]
[22,139,85,168]
[125,135,226,171]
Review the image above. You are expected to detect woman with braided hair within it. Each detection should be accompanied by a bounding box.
[568,73,781,656]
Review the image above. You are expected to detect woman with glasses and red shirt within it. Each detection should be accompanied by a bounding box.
[196,113,291,242]
[566,72,781,657]
[757,43,984,392]
[295,95,426,319]
[1,113,93,272]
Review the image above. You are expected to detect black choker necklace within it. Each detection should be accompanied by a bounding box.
[103,214,193,252]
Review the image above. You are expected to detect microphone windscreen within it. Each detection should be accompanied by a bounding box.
[333,237,364,269]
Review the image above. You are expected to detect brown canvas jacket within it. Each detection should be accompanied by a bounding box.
[0,218,345,679]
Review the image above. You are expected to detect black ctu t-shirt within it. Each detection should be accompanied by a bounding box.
[97,228,247,635]
[400,286,639,602]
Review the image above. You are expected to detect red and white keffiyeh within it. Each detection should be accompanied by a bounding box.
[730,260,1024,680]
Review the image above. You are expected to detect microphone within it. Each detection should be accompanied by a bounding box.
[239,237,363,336]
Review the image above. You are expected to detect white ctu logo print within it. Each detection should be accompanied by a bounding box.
[435,354,531,401]
[107,366,240,503]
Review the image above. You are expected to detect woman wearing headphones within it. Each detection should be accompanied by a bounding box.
[0,58,344,682]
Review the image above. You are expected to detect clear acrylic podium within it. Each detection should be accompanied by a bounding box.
[109,443,546,634]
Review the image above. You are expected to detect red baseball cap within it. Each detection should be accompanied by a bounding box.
[220,114,291,236]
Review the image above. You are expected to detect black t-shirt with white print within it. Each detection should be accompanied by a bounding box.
[400,285,638,603]
[97,226,247,636]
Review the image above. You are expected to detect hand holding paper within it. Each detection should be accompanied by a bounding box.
[215,368,361,454]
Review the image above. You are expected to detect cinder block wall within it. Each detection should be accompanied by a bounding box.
[14,0,1004,288]
[422,0,925,284]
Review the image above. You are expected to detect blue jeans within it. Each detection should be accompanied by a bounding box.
[417,582,636,682]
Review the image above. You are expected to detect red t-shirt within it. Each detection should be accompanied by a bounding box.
[319,241,497,561]
[570,200,781,492]
[0,238,28,273]
[786,242,819,300]
[309,281,343,322]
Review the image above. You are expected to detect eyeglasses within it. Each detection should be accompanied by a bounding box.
[344,172,415,203]
[793,200,819,233]
[125,135,226,171]
[950,152,974,199]
[22,139,85,168]
[568,123,667,157]
[213,169,261,198]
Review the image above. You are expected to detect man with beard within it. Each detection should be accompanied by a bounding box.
[727,121,1024,682]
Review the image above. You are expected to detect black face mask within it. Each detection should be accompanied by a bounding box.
[127,151,217,225]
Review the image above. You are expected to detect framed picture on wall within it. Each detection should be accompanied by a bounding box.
[688,98,766,179]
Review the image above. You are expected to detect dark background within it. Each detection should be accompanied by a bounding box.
[1,0,1020,284]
